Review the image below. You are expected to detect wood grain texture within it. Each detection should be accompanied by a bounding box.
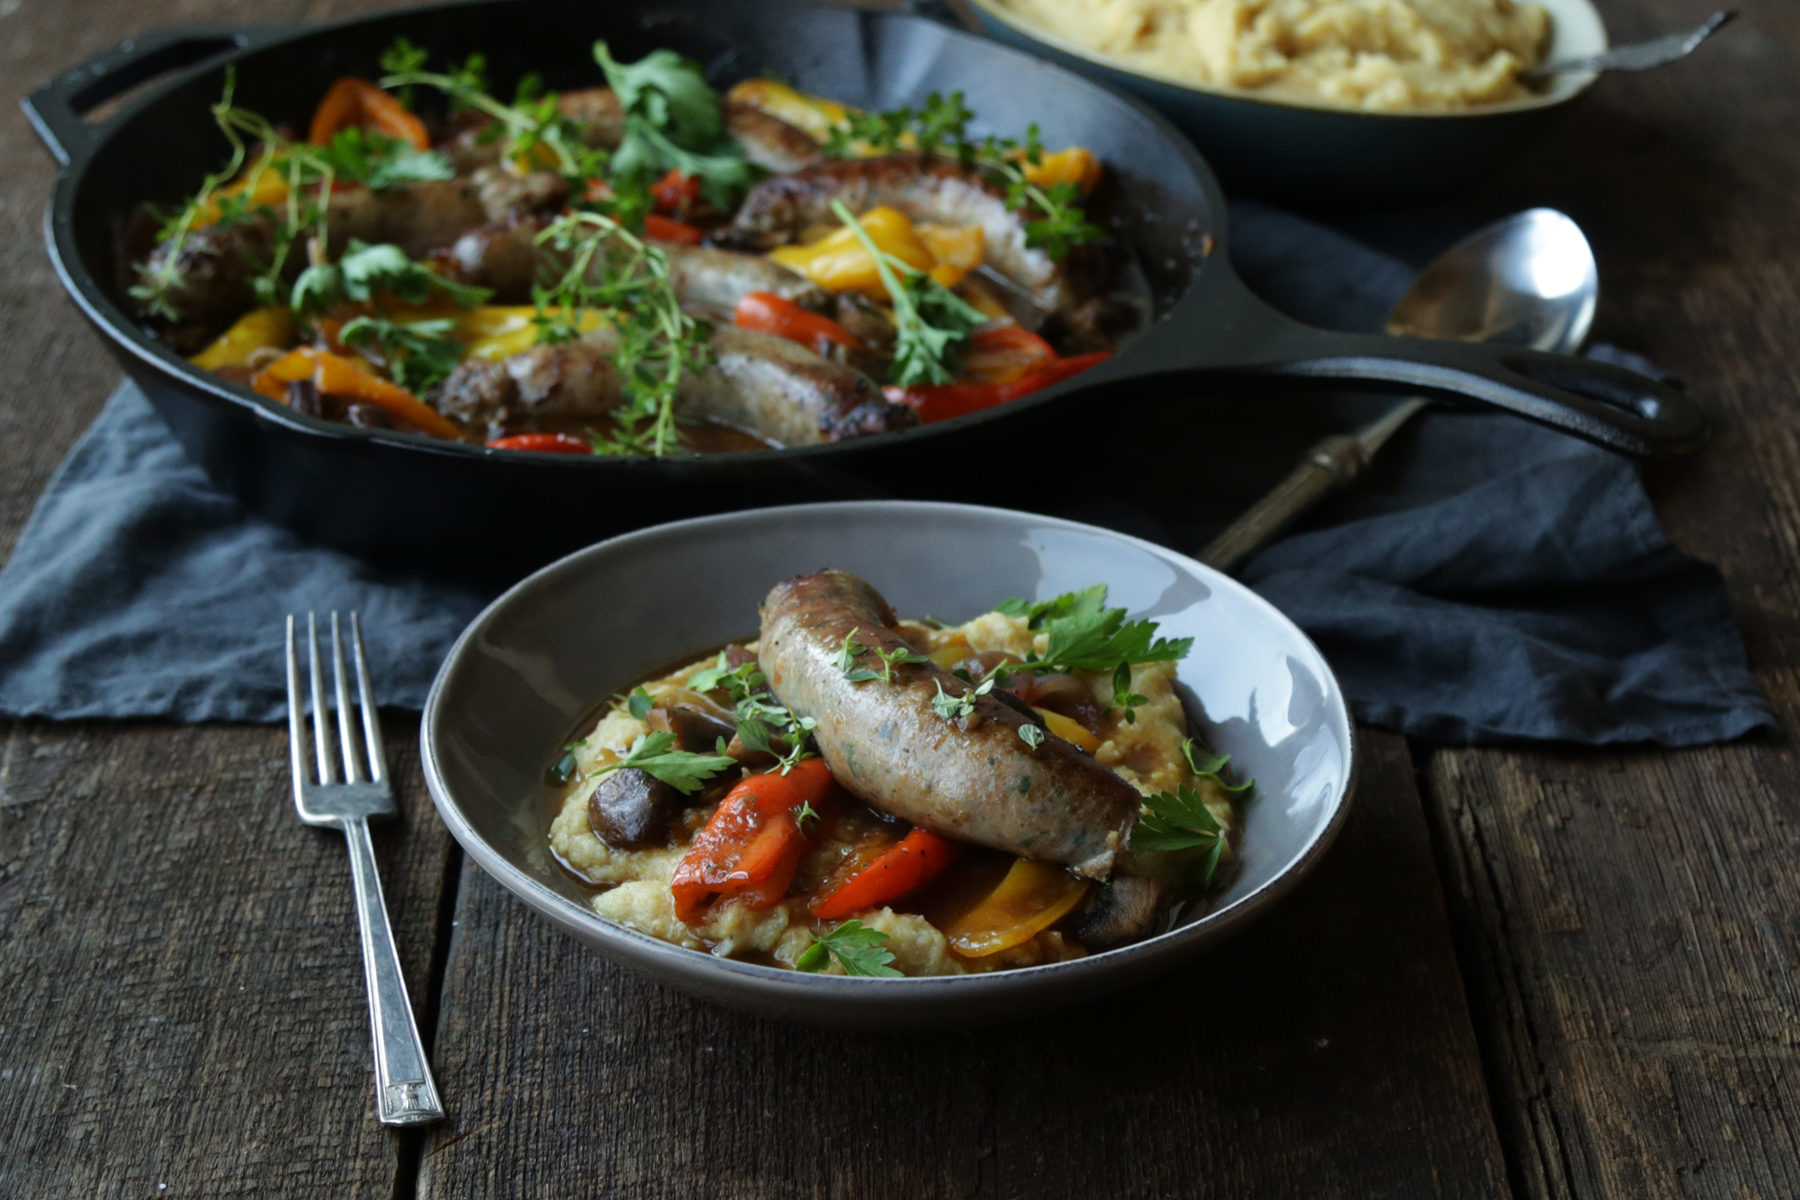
[0,717,453,1198]
[1414,1,1800,1197]
[419,730,1509,1200]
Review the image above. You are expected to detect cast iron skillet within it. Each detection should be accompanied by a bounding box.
[26,0,1707,577]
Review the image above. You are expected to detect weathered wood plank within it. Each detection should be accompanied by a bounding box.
[1417,1,1800,1196]
[420,730,1510,1200]
[0,717,453,1198]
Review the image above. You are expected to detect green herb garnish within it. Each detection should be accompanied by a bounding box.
[836,628,929,684]
[593,41,758,208]
[587,730,735,795]
[998,585,1193,676]
[795,919,902,977]
[1019,723,1046,750]
[930,676,995,722]
[290,239,490,315]
[686,650,816,775]
[822,92,1101,261]
[828,198,985,387]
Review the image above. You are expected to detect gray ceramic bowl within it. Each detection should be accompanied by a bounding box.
[962,0,1606,202]
[421,502,1356,1027]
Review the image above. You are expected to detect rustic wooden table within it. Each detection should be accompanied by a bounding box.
[3,1,1797,1196]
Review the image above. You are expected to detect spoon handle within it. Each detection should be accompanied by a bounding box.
[1200,398,1427,573]
[1527,10,1733,77]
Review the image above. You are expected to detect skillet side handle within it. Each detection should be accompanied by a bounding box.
[22,26,284,167]
[1251,331,1712,458]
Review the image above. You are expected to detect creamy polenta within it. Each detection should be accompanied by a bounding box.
[995,0,1552,112]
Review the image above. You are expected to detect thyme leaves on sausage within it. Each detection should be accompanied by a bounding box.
[930,676,995,723]
[795,919,902,977]
[835,628,928,684]
[821,92,1101,261]
[1018,723,1047,750]
[828,199,985,387]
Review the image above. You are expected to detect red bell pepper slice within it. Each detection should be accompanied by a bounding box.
[671,757,834,926]
[485,433,592,454]
[734,291,865,358]
[651,168,703,218]
[891,350,1112,424]
[809,827,961,919]
[644,214,705,245]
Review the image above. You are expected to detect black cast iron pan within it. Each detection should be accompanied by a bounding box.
[27,0,1708,578]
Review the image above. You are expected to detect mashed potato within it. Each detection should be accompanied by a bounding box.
[995,0,1551,111]
[547,608,1240,976]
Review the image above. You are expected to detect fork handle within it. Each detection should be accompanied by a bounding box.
[342,816,444,1126]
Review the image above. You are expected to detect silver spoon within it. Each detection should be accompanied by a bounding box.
[1525,10,1734,79]
[1199,208,1598,573]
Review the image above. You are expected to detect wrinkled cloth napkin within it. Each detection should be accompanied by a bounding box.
[0,204,1773,744]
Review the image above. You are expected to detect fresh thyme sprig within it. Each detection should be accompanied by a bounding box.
[822,92,1101,261]
[686,652,817,774]
[378,56,608,183]
[828,198,984,387]
[930,676,995,723]
[835,628,929,684]
[532,209,713,456]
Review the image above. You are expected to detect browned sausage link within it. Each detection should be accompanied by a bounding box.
[714,153,1090,315]
[725,101,823,174]
[759,570,1140,878]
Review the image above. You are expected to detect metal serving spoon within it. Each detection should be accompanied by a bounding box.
[1525,10,1734,79]
[1199,209,1598,573]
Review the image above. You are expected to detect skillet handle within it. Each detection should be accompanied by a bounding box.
[1239,327,1711,458]
[22,26,286,167]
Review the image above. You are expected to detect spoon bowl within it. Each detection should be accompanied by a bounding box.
[1386,208,1598,352]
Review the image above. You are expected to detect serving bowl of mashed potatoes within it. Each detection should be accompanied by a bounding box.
[962,0,1607,199]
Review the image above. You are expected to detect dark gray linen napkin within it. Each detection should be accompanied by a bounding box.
[0,205,1773,743]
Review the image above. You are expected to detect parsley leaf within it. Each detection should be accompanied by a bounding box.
[312,127,454,190]
[589,730,734,795]
[291,239,491,315]
[1130,784,1223,857]
[593,40,757,208]
[1180,738,1254,796]
[338,315,464,395]
[1001,585,1193,675]
[795,919,902,977]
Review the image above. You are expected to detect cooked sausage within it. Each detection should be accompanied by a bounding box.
[714,153,1093,315]
[436,221,832,312]
[757,570,1141,878]
[726,100,823,174]
[433,324,915,445]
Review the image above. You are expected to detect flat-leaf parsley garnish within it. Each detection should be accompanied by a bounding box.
[587,731,735,795]
[795,919,902,977]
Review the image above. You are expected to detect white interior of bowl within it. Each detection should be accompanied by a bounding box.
[968,0,1608,114]
[422,502,1354,989]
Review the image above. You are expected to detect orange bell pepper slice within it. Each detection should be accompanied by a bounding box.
[733,291,864,358]
[486,433,592,454]
[250,348,463,439]
[671,757,834,926]
[809,826,961,919]
[651,168,703,219]
[309,78,430,151]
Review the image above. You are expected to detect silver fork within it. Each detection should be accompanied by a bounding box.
[286,612,445,1127]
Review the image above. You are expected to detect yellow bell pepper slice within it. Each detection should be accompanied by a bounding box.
[941,859,1090,958]
[1034,707,1100,755]
[190,307,297,370]
[917,223,985,288]
[1021,146,1102,194]
[726,79,853,144]
[459,306,605,361]
[771,207,983,294]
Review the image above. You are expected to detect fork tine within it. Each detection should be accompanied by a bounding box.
[350,612,389,784]
[285,615,311,798]
[330,613,364,784]
[307,613,337,785]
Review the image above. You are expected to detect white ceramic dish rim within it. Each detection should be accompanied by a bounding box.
[420,500,1359,997]
[966,0,1608,118]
